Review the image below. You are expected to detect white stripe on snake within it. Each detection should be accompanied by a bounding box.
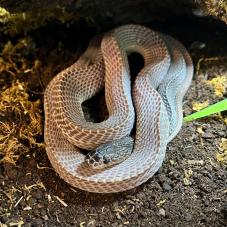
[44,24,193,193]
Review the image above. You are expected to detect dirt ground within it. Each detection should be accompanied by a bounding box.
[0,18,227,227]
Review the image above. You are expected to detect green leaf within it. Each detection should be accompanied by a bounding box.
[184,99,227,122]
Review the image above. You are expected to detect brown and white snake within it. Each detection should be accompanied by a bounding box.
[44,24,193,193]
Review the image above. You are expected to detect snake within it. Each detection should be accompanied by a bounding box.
[44,24,193,193]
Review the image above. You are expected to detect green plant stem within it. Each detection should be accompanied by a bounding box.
[184,99,227,122]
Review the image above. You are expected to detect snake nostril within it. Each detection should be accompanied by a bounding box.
[93,155,101,162]
[94,162,99,167]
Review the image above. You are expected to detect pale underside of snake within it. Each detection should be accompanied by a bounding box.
[44,24,193,193]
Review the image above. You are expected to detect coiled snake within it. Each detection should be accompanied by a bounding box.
[44,25,193,193]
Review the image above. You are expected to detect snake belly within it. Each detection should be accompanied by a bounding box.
[44,24,193,193]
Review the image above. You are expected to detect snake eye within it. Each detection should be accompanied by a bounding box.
[93,154,101,162]
[94,162,99,167]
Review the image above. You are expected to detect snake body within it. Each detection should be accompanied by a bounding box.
[44,25,193,193]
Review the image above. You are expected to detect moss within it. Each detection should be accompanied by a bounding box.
[206,75,227,97]
[192,100,209,111]
[0,5,74,35]
[202,0,227,24]
[0,38,44,164]
[0,80,43,164]
[216,138,227,165]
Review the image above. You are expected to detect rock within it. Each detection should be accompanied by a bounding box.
[158,208,166,217]
[115,212,122,220]
[43,215,49,221]
[185,213,192,221]
[162,183,172,191]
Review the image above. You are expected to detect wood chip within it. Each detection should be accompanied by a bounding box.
[47,194,52,203]
[55,196,68,207]
[23,206,32,211]
[157,199,166,207]
[14,196,23,207]
[24,181,46,191]
[80,222,85,227]
[9,220,24,227]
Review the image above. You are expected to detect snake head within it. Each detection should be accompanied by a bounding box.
[85,151,112,169]
[84,136,134,169]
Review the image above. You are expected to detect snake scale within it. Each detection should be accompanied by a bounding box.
[44,24,193,193]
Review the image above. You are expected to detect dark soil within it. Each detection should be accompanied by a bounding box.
[0,18,227,227]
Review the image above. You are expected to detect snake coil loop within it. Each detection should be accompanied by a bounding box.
[44,24,193,193]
